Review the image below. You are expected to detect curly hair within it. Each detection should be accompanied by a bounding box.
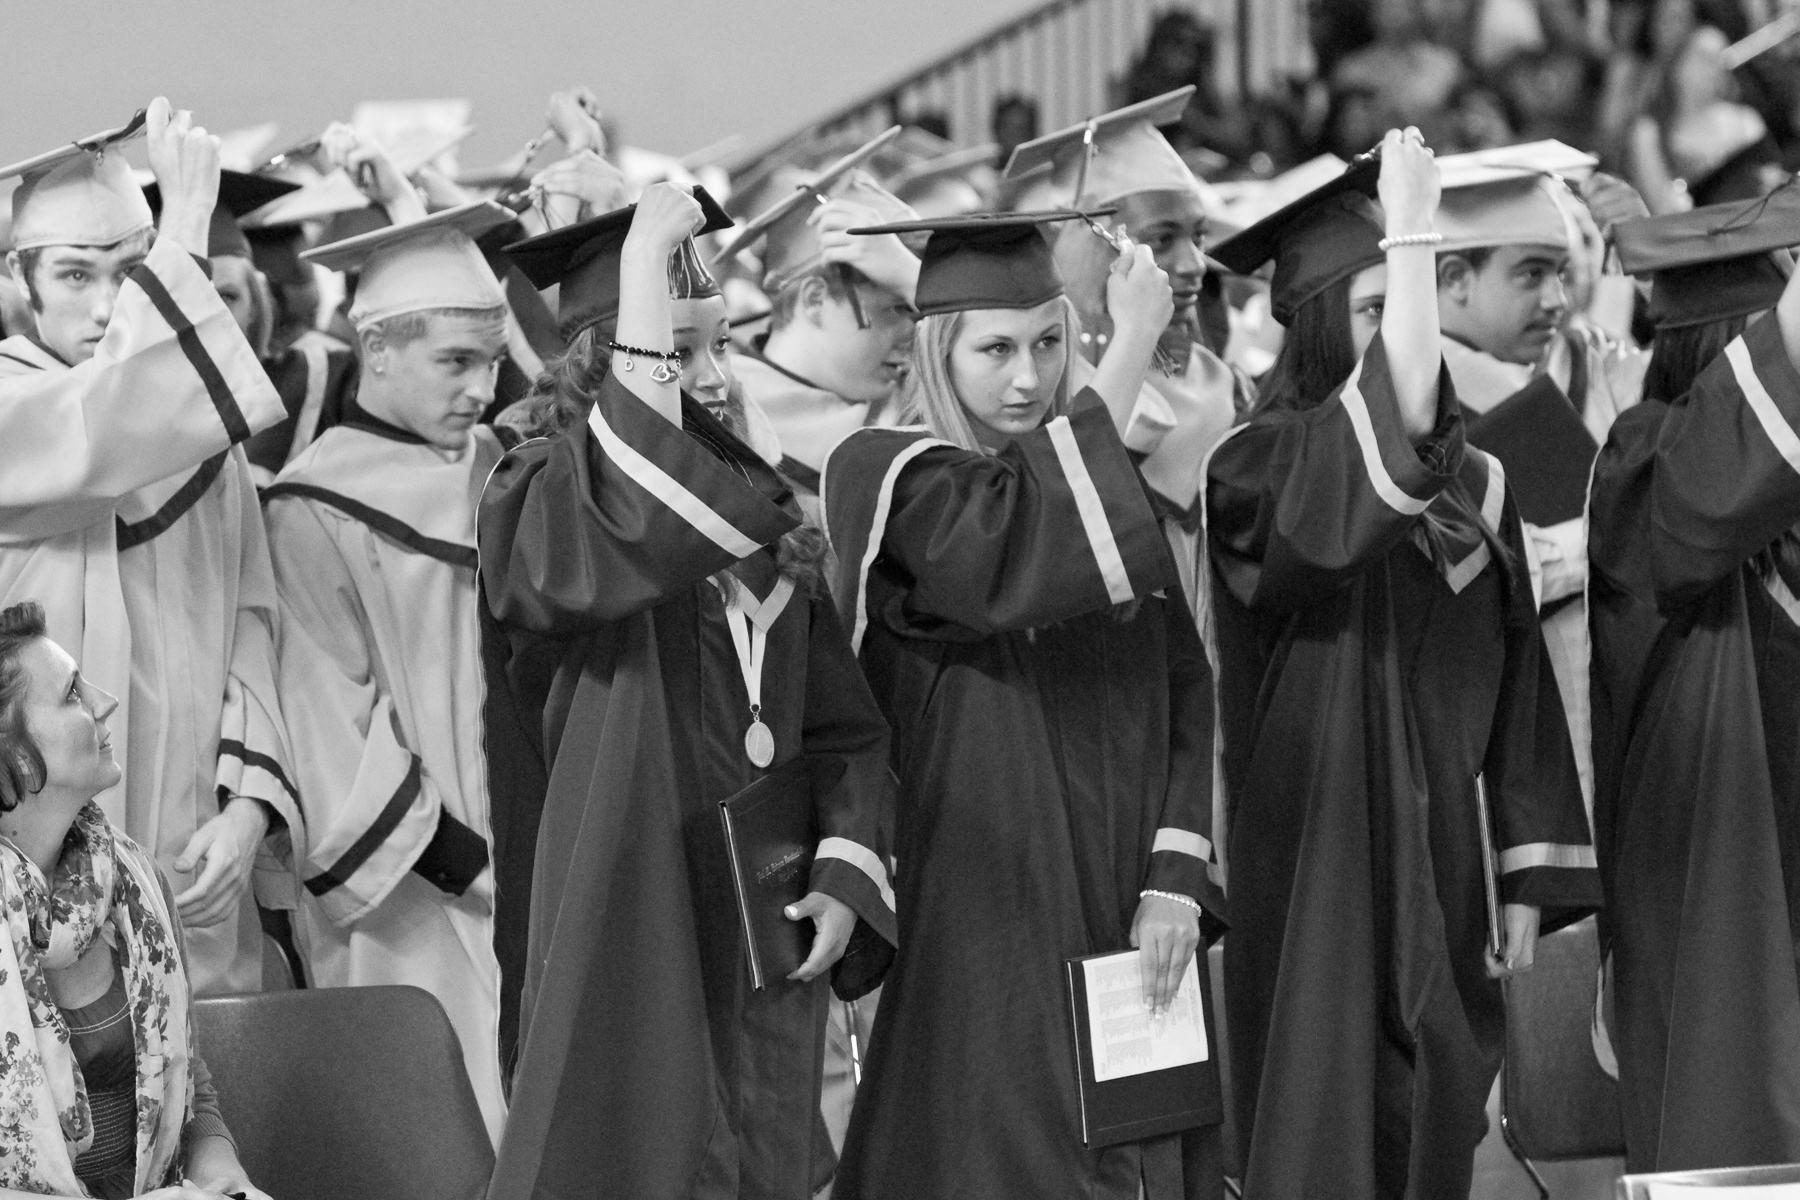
[0,601,48,812]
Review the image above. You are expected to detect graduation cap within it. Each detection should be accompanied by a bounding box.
[725,124,913,223]
[239,170,378,230]
[301,200,512,328]
[889,145,999,214]
[845,211,1095,317]
[1,110,155,251]
[1433,140,1597,254]
[504,186,734,341]
[1002,88,1200,210]
[216,123,282,174]
[1613,182,1800,329]
[241,125,476,231]
[144,169,299,259]
[244,225,311,287]
[1209,156,1385,325]
[712,127,912,293]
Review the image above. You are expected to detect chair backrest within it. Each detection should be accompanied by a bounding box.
[1616,1163,1800,1197]
[194,985,494,1200]
[1502,917,1627,1161]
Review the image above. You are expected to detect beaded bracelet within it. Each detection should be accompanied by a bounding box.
[1140,888,1203,915]
[1378,231,1444,252]
[609,340,682,384]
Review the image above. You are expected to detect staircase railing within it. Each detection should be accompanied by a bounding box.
[734,0,1309,168]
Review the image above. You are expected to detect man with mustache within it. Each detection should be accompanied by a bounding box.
[261,202,516,1146]
[1433,151,1649,815]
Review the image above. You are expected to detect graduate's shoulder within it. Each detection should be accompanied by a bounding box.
[824,424,962,477]
[730,351,836,404]
[0,335,60,378]
[479,423,582,504]
[271,423,410,488]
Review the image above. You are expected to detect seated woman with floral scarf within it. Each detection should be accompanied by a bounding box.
[0,601,269,1200]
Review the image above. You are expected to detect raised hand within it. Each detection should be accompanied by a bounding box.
[531,149,629,215]
[320,122,425,224]
[813,196,920,302]
[145,97,221,258]
[547,87,606,155]
[623,182,704,258]
[1104,241,1175,343]
[1376,125,1440,241]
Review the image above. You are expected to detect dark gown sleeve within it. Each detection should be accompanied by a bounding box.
[479,373,800,637]
[1639,316,1800,611]
[1483,489,1605,917]
[1142,595,1228,933]
[1206,334,1463,611]
[871,388,1175,633]
[797,592,900,999]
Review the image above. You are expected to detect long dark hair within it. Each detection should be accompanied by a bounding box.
[1255,276,1516,578]
[1642,314,1750,404]
[1253,274,1358,417]
[496,325,830,593]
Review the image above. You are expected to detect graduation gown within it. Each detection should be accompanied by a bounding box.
[1205,338,1602,1200]
[263,420,507,1146]
[731,345,870,515]
[823,389,1227,1200]
[479,375,898,1200]
[242,329,358,487]
[0,239,300,995]
[1075,341,1249,628]
[1588,316,1800,1171]
[1442,324,1648,817]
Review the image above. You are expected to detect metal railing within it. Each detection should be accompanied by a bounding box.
[735,0,1310,167]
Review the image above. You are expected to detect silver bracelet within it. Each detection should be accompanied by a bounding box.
[1140,888,1202,915]
[1378,231,1444,252]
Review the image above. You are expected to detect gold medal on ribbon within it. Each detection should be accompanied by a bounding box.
[745,712,775,768]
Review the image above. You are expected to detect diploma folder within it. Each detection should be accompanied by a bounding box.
[1064,950,1222,1148]
[1463,375,1600,527]
[719,756,819,990]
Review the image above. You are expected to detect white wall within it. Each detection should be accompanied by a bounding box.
[0,0,1044,170]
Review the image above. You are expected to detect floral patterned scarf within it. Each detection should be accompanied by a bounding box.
[0,802,192,1195]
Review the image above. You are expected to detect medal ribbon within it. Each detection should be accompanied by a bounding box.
[721,575,797,741]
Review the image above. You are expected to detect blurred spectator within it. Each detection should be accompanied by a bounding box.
[1624,19,1785,209]
[1435,78,1523,152]
[1598,0,1690,163]
[991,94,1040,167]
[1122,10,1254,158]
[908,110,952,141]
[1309,0,1377,77]
[1493,46,1604,145]
[1326,82,1394,158]
[1331,0,1467,132]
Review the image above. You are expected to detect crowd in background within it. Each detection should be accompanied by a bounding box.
[1079,0,1800,215]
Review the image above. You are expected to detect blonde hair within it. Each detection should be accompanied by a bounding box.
[898,296,1081,452]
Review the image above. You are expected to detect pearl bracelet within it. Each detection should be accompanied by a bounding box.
[1378,231,1444,252]
[1140,888,1202,915]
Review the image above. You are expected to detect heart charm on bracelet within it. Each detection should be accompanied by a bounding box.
[651,361,681,384]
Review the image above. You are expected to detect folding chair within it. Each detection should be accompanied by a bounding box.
[1616,1163,1800,1197]
[1500,917,1627,1198]
[194,985,494,1200]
